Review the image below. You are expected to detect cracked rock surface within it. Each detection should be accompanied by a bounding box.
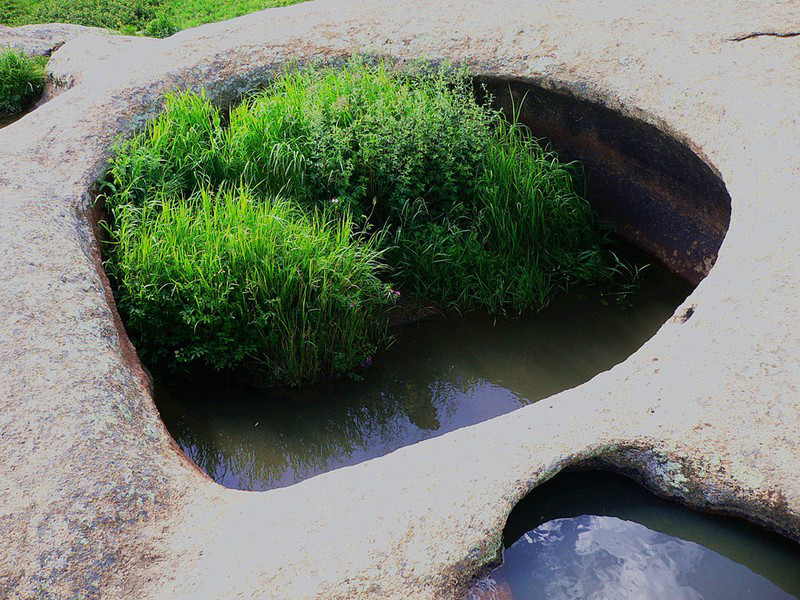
[1,1,799,598]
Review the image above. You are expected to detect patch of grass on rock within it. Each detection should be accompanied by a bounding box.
[0,49,46,115]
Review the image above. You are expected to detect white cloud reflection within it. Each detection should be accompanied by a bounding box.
[498,515,794,600]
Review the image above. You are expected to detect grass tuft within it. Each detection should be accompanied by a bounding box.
[0,49,46,115]
[106,186,393,386]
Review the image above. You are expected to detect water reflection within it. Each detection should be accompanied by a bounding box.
[484,515,795,600]
[474,471,800,599]
[156,265,690,491]
[157,366,524,490]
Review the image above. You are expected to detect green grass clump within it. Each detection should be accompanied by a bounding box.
[103,59,635,387]
[221,60,629,312]
[1,0,307,36]
[0,49,46,115]
[105,90,225,210]
[107,186,393,385]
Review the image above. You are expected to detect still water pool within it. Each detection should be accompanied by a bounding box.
[473,471,800,599]
[156,264,689,491]
[156,264,800,597]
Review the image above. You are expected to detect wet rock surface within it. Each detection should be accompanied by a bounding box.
[0,1,799,598]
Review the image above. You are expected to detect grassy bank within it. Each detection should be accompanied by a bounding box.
[0,0,307,37]
[0,49,46,115]
[102,59,636,387]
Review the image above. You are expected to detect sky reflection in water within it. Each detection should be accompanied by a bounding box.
[487,515,795,600]
[474,471,800,599]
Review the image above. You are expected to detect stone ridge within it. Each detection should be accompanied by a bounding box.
[0,23,108,56]
[0,1,799,598]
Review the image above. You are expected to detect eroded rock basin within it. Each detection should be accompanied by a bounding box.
[154,255,800,599]
[2,2,800,597]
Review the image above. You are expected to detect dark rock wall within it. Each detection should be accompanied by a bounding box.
[478,78,732,284]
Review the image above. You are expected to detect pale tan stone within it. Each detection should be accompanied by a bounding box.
[0,1,798,598]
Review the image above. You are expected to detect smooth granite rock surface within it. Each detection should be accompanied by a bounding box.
[0,23,108,55]
[0,1,799,598]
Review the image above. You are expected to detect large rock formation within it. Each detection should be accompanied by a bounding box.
[0,23,108,56]
[0,1,799,598]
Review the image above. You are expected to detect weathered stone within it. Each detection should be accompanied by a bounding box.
[0,23,108,56]
[0,1,799,598]
[44,34,158,95]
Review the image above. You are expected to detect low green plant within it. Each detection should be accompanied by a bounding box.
[222,59,631,312]
[142,13,178,38]
[0,49,46,115]
[106,186,393,385]
[20,0,162,32]
[0,1,27,25]
[166,0,305,30]
[103,58,636,387]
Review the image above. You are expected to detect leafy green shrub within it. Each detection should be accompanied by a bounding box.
[103,58,635,387]
[25,0,161,31]
[0,50,46,115]
[224,63,491,216]
[223,59,630,312]
[143,13,178,38]
[107,186,393,385]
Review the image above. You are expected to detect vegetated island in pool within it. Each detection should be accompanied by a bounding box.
[99,57,641,391]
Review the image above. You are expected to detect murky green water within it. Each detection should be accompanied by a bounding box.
[156,264,800,594]
[156,263,689,491]
[472,471,800,599]
[0,112,26,129]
